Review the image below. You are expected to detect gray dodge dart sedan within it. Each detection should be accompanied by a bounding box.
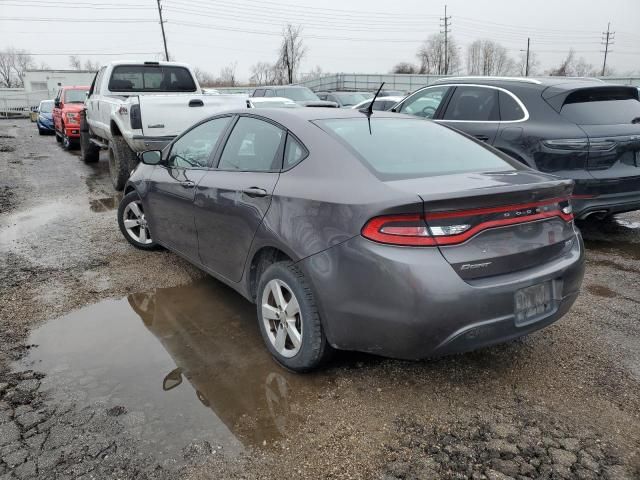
[117,108,585,371]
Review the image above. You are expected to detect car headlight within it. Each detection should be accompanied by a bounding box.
[65,112,80,123]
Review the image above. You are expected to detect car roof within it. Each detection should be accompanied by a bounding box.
[225,107,404,123]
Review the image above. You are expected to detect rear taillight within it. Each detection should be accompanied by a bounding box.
[362,198,573,247]
[130,104,142,130]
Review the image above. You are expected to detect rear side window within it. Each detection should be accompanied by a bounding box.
[283,134,307,169]
[499,91,526,121]
[108,65,196,92]
[443,86,499,121]
[264,89,275,97]
[316,118,515,180]
[560,87,640,125]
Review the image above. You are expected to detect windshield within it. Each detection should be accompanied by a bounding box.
[316,118,515,180]
[109,65,197,92]
[335,93,368,106]
[276,87,318,102]
[64,89,87,103]
[39,101,53,113]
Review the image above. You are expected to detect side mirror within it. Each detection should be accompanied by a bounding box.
[54,99,60,108]
[162,368,183,391]
[139,150,163,165]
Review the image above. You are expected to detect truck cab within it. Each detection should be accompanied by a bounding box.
[53,86,89,149]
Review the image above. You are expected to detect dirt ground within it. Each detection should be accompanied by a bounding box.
[0,119,639,479]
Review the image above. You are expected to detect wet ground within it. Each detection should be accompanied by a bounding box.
[1,119,639,479]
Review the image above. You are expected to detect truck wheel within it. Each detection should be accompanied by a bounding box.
[80,117,99,163]
[109,136,137,191]
[61,127,73,150]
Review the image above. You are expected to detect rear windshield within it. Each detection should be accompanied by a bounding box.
[108,65,197,92]
[335,93,368,106]
[316,118,515,180]
[560,87,640,125]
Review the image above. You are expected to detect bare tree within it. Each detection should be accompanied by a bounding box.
[517,50,540,76]
[217,62,238,87]
[250,61,275,85]
[466,40,515,76]
[69,55,82,70]
[0,48,34,87]
[392,62,418,74]
[416,34,460,75]
[193,67,216,87]
[548,49,576,76]
[299,65,324,82]
[84,59,100,71]
[278,24,306,84]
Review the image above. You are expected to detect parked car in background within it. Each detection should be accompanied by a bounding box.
[250,86,337,107]
[117,108,584,371]
[248,97,299,108]
[52,86,89,149]
[82,61,248,190]
[393,77,640,219]
[316,91,370,107]
[377,89,405,97]
[35,100,55,135]
[352,96,404,111]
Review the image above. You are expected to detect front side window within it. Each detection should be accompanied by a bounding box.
[218,117,284,171]
[400,86,450,119]
[316,118,515,180]
[442,86,499,121]
[253,89,264,97]
[264,89,275,97]
[168,117,231,168]
[109,65,197,92]
[64,89,88,103]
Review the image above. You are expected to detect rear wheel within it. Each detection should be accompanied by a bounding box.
[80,116,100,163]
[109,136,137,191]
[257,262,332,372]
[117,191,158,250]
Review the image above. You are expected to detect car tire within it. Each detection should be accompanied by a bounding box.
[117,191,158,250]
[256,261,332,372]
[80,117,100,163]
[38,127,45,135]
[109,136,137,191]
[61,127,72,150]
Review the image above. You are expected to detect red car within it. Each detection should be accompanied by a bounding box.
[53,86,89,149]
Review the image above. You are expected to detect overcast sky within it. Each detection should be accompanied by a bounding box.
[1,0,638,81]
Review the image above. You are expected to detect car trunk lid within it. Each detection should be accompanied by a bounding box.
[385,171,575,280]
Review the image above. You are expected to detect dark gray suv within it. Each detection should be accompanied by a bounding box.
[393,77,640,219]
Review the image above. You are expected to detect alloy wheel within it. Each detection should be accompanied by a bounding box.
[261,279,303,358]
[122,200,152,244]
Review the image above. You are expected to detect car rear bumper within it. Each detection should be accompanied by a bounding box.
[298,231,585,360]
[572,176,640,218]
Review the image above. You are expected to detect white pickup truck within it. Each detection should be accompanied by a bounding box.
[81,60,248,190]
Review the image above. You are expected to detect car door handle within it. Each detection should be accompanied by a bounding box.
[189,99,204,107]
[474,135,490,142]
[180,180,196,188]
[242,187,268,197]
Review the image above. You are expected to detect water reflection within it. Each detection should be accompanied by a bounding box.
[127,279,320,444]
[20,279,327,460]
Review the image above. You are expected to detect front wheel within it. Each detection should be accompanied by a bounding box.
[117,191,158,250]
[257,262,332,372]
[80,115,100,163]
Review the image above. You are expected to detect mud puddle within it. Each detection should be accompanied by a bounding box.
[90,193,122,212]
[16,279,330,462]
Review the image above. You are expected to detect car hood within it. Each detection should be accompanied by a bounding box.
[38,112,53,120]
[298,100,339,108]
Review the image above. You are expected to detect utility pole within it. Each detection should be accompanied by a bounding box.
[520,38,531,76]
[440,5,451,74]
[601,22,614,76]
[156,0,169,61]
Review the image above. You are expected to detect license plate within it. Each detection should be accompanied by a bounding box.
[514,282,553,326]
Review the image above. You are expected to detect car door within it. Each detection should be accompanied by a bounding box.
[194,115,285,282]
[145,116,233,260]
[437,85,500,144]
[86,67,106,138]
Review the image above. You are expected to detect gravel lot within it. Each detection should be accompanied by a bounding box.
[0,119,639,479]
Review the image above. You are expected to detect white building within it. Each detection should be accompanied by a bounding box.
[23,69,97,98]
